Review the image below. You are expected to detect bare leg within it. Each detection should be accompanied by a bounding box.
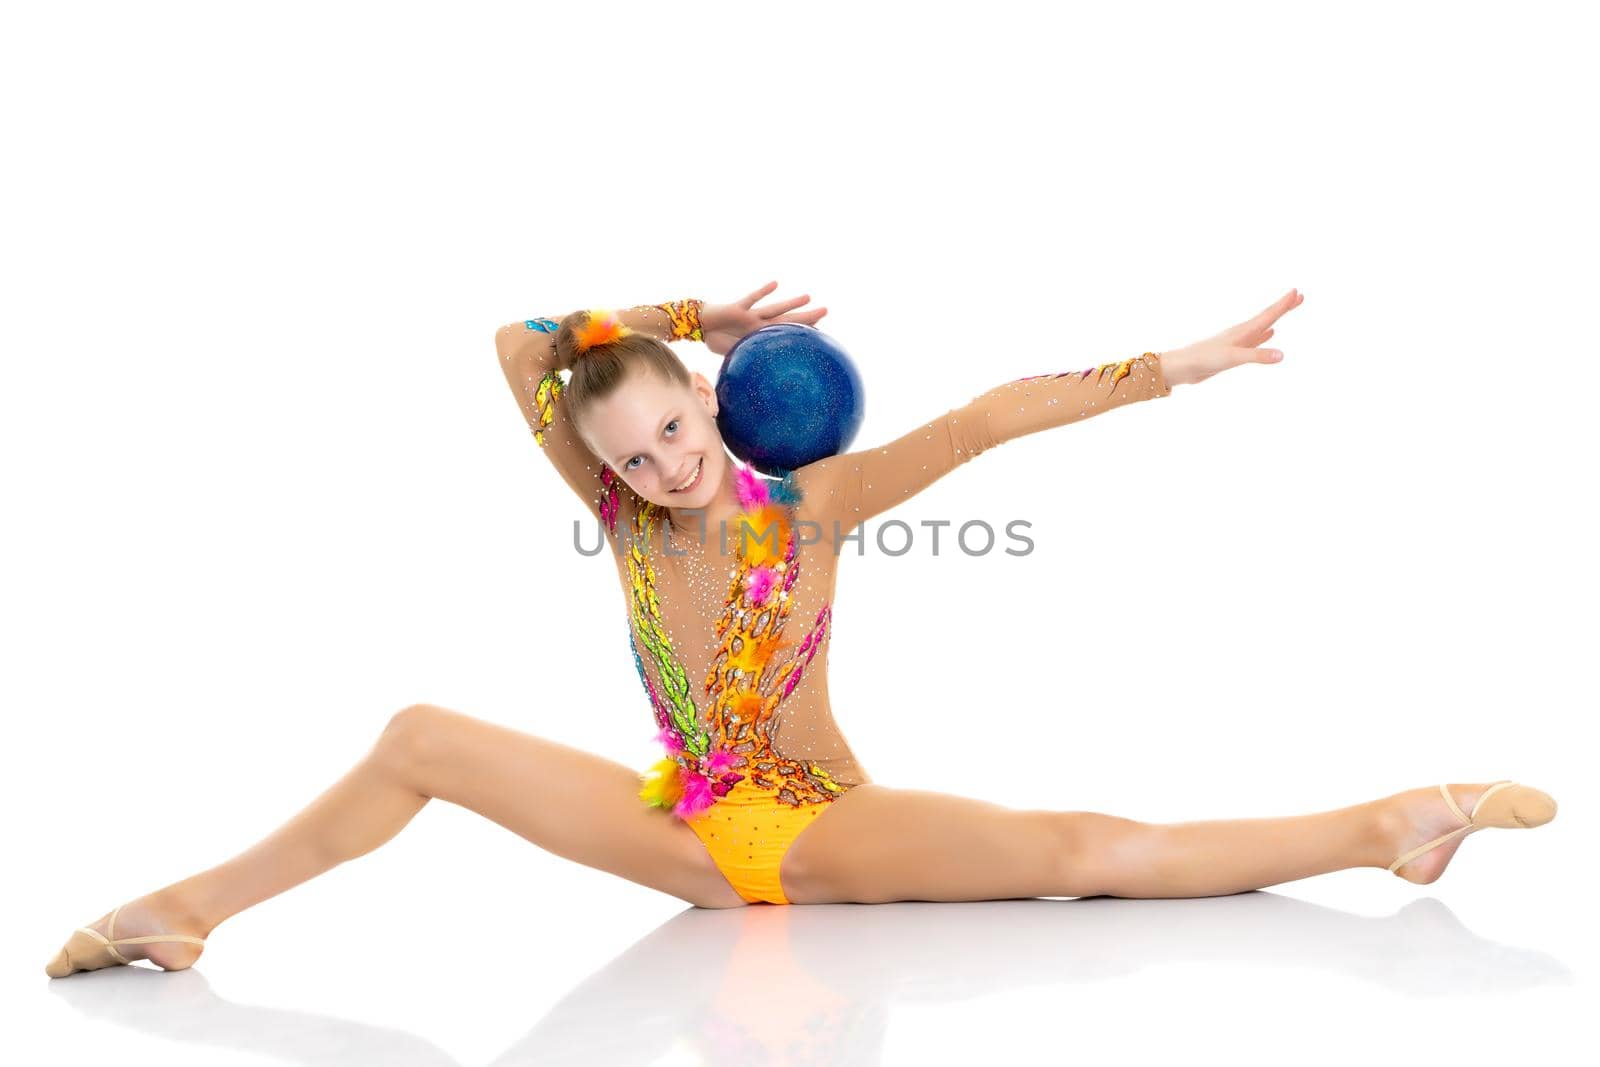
[1078,799,1387,898]
[47,704,746,975]
[45,718,428,973]
[781,782,1516,904]
[155,728,424,933]
[1081,781,1545,896]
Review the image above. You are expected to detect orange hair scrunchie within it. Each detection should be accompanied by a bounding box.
[573,308,635,353]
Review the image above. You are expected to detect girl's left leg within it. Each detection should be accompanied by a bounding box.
[778,782,1514,904]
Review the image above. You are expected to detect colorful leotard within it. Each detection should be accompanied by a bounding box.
[494,301,1172,903]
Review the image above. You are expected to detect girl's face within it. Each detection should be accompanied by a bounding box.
[577,367,730,511]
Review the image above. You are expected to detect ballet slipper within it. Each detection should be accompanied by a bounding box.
[45,903,207,978]
[1388,780,1557,880]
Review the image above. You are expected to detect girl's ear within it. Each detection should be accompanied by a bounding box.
[689,371,718,417]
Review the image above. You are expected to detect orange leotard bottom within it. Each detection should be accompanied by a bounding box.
[682,776,834,905]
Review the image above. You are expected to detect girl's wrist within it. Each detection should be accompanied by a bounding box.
[658,298,706,342]
[616,300,705,345]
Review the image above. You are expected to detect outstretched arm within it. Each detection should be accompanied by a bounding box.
[795,287,1304,527]
[794,351,1172,527]
[493,300,705,528]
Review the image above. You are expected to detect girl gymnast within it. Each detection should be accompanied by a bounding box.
[46,283,1557,977]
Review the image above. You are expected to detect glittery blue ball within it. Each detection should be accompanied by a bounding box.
[715,323,864,477]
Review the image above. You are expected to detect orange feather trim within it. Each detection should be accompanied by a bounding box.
[738,505,791,567]
[575,308,635,353]
[732,691,768,721]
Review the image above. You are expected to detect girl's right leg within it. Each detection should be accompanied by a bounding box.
[49,704,746,975]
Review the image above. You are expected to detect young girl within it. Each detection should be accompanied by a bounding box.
[46,283,1556,977]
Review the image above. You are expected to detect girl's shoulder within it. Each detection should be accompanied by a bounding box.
[781,460,835,523]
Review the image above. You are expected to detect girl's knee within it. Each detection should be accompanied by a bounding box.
[1055,811,1146,898]
[377,703,451,775]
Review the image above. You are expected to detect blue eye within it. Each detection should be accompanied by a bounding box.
[622,419,678,473]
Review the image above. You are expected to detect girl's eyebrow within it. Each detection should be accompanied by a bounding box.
[611,410,678,466]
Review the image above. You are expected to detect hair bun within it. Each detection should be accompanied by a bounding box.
[574,308,635,354]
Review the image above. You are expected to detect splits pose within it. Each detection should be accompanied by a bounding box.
[46,284,1556,977]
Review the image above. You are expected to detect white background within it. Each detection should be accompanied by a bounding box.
[5,1,1595,1064]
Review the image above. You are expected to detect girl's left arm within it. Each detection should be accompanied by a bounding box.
[792,289,1301,528]
[793,351,1172,528]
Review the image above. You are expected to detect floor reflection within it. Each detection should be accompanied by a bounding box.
[49,892,1572,1066]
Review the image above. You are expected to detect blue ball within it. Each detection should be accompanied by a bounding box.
[715,323,865,477]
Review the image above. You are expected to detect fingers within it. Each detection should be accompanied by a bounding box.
[1253,288,1302,328]
[1212,289,1301,347]
[757,293,816,319]
[1233,289,1299,336]
[777,307,828,325]
[739,280,781,308]
[739,281,826,323]
[1235,345,1283,364]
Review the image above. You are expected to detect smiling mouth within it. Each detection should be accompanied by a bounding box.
[669,457,704,493]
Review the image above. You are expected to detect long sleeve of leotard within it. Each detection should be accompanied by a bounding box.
[795,350,1172,527]
[494,300,706,524]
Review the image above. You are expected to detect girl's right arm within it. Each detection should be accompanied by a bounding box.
[493,300,705,532]
[494,315,620,529]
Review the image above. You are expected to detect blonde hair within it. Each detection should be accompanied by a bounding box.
[552,309,693,432]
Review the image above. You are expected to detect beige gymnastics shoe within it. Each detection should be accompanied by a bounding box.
[45,902,207,978]
[1388,780,1557,883]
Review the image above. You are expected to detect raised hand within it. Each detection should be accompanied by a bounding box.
[1159,288,1303,387]
[701,281,829,358]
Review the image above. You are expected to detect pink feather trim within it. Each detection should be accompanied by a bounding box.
[744,564,776,605]
[734,463,770,510]
[674,772,716,818]
[705,747,739,775]
[654,726,684,754]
